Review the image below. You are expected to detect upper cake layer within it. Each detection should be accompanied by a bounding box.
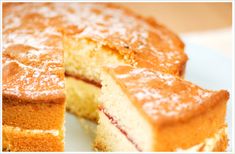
[3,3,65,102]
[3,3,187,102]
[104,65,229,125]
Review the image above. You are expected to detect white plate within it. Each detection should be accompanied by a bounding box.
[64,43,233,152]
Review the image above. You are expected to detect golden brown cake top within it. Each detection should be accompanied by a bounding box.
[105,65,229,126]
[3,3,65,102]
[3,3,187,102]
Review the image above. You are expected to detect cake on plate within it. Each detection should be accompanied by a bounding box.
[2,2,229,152]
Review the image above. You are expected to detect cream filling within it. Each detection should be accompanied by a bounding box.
[3,125,60,136]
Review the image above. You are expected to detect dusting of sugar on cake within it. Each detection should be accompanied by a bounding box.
[107,65,215,123]
[3,3,186,101]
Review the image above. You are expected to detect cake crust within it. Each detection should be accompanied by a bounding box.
[3,98,65,130]
[3,125,64,152]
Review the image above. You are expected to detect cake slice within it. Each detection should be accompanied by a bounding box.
[95,65,229,151]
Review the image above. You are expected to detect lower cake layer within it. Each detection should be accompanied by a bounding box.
[65,76,100,121]
[2,97,65,151]
[3,99,65,130]
[94,113,228,152]
[2,125,64,152]
[94,113,138,152]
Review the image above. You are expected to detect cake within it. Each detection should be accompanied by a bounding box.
[2,2,229,152]
[94,65,229,152]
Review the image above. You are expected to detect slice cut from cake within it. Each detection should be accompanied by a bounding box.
[95,65,229,151]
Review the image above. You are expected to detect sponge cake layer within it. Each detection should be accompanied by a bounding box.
[65,76,100,121]
[64,38,125,84]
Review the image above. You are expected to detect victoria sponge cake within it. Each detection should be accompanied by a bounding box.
[94,65,229,152]
[2,2,229,152]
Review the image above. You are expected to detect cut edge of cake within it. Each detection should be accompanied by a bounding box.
[94,112,228,152]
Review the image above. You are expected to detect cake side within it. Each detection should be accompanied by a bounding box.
[3,92,65,151]
[176,125,228,152]
[94,112,228,152]
[2,125,64,152]
[3,98,65,130]
[153,96,227,151]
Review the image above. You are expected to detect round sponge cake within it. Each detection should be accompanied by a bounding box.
[2,2,228,152]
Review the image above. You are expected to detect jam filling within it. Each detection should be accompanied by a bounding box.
[99,106,142,152]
